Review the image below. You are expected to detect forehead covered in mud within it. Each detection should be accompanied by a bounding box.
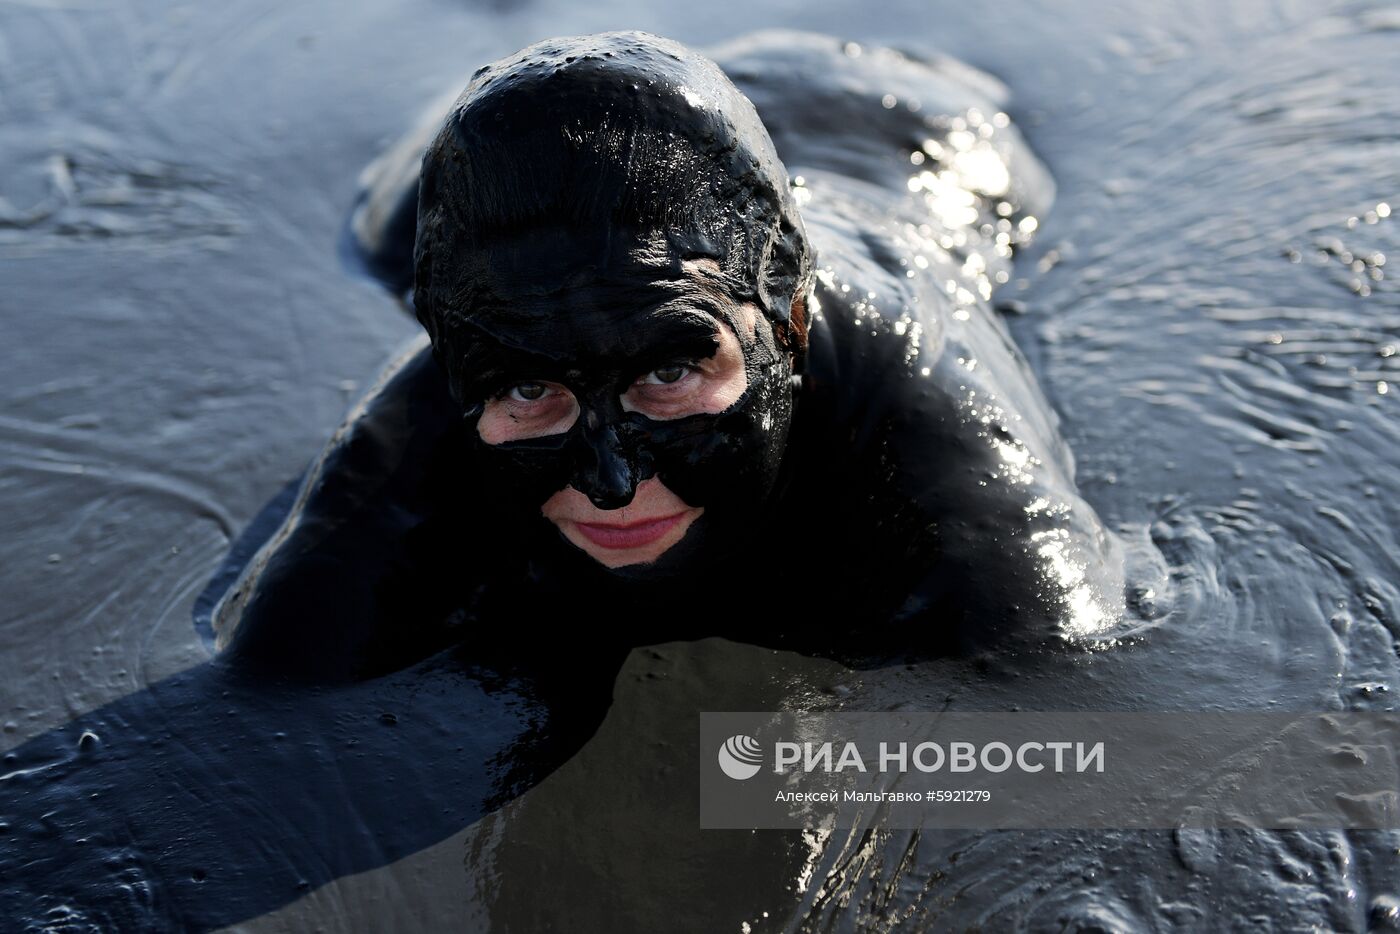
[447,245,741,396]
[412,31,810,399]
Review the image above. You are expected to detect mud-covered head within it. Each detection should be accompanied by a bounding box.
[413,32,813,572]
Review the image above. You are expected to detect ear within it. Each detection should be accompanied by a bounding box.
[782,290,810,365]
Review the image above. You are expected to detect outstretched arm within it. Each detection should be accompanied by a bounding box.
[214,337,474,681]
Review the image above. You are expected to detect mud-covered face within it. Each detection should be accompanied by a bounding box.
[442,257,795,570]
[412,33,814,570]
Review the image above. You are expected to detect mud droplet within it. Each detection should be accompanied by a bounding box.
[1371,895,1400,930]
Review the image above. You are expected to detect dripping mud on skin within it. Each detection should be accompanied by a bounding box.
[0,2,1397,932]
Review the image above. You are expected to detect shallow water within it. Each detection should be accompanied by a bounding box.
[2,0,1397,930]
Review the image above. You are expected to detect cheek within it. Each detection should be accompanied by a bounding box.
[639,371,793,509]
[640,476,696,511]
[476,409,515,445]
[540,487,579,521]
[700,363,747,412]
[477,392,579,444]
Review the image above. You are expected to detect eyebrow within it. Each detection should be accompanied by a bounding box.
[627,306,723,361]
[456,341,569,398]
[455,305,723,394]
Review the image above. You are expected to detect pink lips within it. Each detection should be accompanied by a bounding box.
[572,512,688,550]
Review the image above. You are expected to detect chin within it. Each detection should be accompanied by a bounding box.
[592,551,666,570]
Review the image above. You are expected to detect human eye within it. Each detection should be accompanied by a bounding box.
[477,380,578,444]
[504,381,551,402]
[637,363,695,386]
[620,314,747,420]
[622,361,709,420]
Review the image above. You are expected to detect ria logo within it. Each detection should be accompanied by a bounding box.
[718,734,763,780]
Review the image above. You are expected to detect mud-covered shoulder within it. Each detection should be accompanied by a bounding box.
[720,33,1134,649]
[792,180,1131,652]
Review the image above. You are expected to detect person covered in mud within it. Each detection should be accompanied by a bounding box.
[215,31,1138,682]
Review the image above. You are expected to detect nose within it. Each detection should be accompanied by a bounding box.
[572,413,637,510]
